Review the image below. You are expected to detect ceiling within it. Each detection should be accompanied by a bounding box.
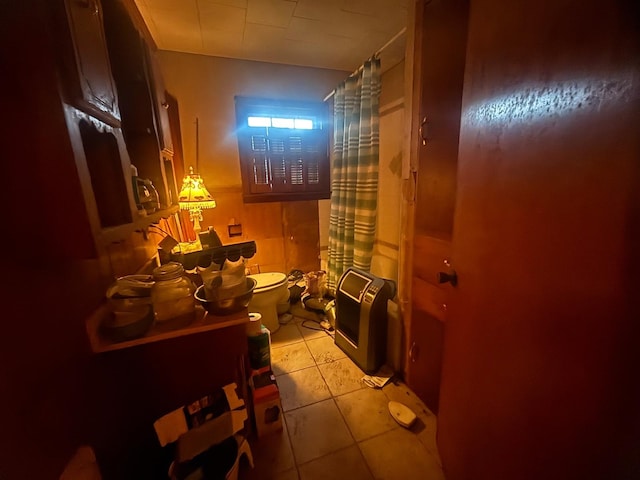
[134,0,409,73]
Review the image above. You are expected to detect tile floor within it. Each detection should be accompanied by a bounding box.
[239,316,445,480]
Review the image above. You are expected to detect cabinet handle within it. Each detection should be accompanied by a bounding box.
[161,102,169,110]
[409,341,419,363]
[437,271,458,286]
[419,116,428,146]
[438,259,458,286]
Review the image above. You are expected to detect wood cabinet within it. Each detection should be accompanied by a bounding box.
[5,0,179,263]
[3,2,183,476]
[405,0,469,413]
[102,0,179,209]
[60,0,120,126]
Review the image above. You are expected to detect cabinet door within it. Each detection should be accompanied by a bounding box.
[64,0,120,125]
[408,235,451,413]
[145,47,174,154]
[407,0,469,414]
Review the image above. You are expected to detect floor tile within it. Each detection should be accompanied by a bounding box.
[412,415,441,467]
[298,445,373,480]
[278,366,332,411]
[381,381,433,417]
[240,464,299,480]
[380,381,441,463]
[271,342,315,376]
[306,336,346,364]
[290,303,324,324]
[317,358,365,397]
[335,388,399,441]
[270,321,304,347]
[296,319,327,341]
[240,422,295,479]
[285,399,354,464]
[359,428,445,480]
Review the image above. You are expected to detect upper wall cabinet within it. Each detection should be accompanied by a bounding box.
[60,0,120,126]
[102,0,179,208]
[4,0,179,262]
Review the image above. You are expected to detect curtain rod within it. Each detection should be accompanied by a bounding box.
[323,27,407,102]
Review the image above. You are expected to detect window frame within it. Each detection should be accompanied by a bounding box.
[234,96,331,203]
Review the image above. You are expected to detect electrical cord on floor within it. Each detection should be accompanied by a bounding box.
[300,319,334,339]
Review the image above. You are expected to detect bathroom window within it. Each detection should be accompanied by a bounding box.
[234,96,330,203]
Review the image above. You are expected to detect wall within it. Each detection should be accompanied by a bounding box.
[319,60,405,286]
[372,60,404,284]
[157,51,348,274]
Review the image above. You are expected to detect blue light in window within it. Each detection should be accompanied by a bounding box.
[272,117,295,128]
[294,119,313,129]
[247,116,271,127]
[247,115,316,130]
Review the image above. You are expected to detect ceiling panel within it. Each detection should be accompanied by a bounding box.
[202,29,245,57]
[136,0,408,72]
[292,0,345,23]
[246,0,297,28]
[199,3,246,32]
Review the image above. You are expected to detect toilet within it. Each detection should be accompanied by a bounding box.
[247,272,289,333]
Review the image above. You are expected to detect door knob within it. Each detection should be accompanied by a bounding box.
[438,260,457,286]
[437,271,457,285]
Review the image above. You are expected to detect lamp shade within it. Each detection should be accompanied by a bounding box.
[178,166,216,212]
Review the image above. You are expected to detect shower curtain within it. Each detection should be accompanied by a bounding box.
[327,58,381,292]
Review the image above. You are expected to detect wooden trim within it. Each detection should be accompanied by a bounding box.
[398,0,424,376]
[97,205,179,244]
[376,238,400,251]
[120,0,157,50]
[380,97,404,116]
[86,304,249,353]
[243,191,331,203]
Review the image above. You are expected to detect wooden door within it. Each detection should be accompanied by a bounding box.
[437,0,640,478]
[406,0,469,414]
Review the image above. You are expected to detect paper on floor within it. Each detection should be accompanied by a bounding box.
[363,365,394,388]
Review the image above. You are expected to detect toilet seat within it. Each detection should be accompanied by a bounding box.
[250,272,287,293]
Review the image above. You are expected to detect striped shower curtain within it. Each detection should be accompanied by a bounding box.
[327,58,381,292]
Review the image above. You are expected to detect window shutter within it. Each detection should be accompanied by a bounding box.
[234,96,331,203]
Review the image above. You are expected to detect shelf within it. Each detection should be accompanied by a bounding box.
[86,304,249,353]
[98,205,179,244]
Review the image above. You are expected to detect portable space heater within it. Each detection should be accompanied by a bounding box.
[334,267,396,374]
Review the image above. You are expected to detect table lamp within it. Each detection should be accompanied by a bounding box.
[178,166,216,235]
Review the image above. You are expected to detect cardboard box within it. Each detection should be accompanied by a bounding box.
[250,369,283,437]
[153,383,247,463]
